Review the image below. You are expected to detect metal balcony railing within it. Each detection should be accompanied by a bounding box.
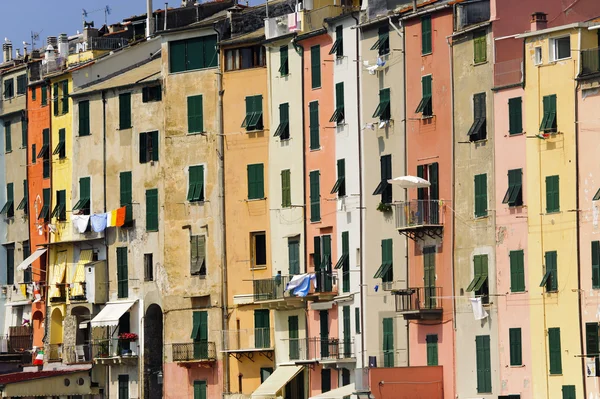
[86,37,128,51]
[393,287,442,313]
[172,342,216,362]
[41,58,67,77]
[221,328,274,352]
[92,338,139,359]
[47,343,63,362]
[283,337,354,362]
[253,275,294,302]
[394,200,443,230]
[581,48,600,77]
[63,344,92,363]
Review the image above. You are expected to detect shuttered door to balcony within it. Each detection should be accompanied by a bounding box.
[116,247,128,299]
[320,310,329,358]
[475,335,491,393]
[254,309,270,349]
[288,316,299,360]
[382,318,394,367]
[192,311,208,359]
[343,306,351,357]
[423,246,436,308]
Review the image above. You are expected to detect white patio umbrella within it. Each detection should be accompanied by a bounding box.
[387,175,431,188]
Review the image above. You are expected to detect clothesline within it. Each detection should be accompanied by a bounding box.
[70,206,127,234]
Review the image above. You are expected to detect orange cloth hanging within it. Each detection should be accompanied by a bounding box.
[115,206,126,227]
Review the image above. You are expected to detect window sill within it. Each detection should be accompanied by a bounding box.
[474,214,489,220]
[310,220,322,224]
[188,131,206,135]
[545,211,561,215]
[549,373,563,376]
[473,60,488,66]
[310,147,321,152]
[250,266,267,271]
[118,126,133,131]
[470,138,488,144]
[78,134,91,138]
[421,115,434,120]
[4,151,12,154]
[312,86,322,91]
[422,51,432,57]
[510,290,527,295]
[507,204,524,208]
[247,198,266,202]
[510,364,525,368]
[246,129,264,134]
[188,200,205,205]
[279,137,291,142]
[508,132,525,137]
[146,229,159,233]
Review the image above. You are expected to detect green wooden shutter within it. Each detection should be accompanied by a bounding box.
[586,323,599,357]
[474,174,487,217]
[32,144,36,165]
[151,131,159,161]
[383,318,394,367]
[355,308,360,334]
[343,306,350,356]
[187,37,204,71]
[476,335,491,393]
[562,386,576,399]
[342,231,349,293]
[421,15,432,54]
[279,45,289,76]
[254,309,270,348]
[193,380,207,399]
[145,189,159,231]
[288,315,299,359]
[204,35,218,68]
[80,177,90,201]
[281,169,291,208]
[509,250,525,292]
[188,95,204,134]
[336,82,344,112]
[381,239,393,283]
[309,101,319,149]
[79,100,90,136]
[21,117,27,147]
[509,328,522,366]
[320,310,329,357]
[313,236,321,272]
[288,239,299,275]
[119,93,131,129]
[170,40,187,73]
[593,241,600,289]
[311,45,321,89]
[549,328,562,374]
[546,175,560,213]
[336,159,346,197]
[508,97,522,134]
[545,251,558,291]
[41,85,47,106]
[117,247,128,298]
[53,83,59,116]
[426,334,438,366]
[310,171,320,222]
[120,171,133,223]
[321,369,331,393]
[417,164,425,200]
[473,31,487,63]
[4,121,10,152]
[247,164,264,200]
[61,80,69,113]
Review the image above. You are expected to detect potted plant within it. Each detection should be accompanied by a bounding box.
[118,333,138,342]
[377,202,393,213]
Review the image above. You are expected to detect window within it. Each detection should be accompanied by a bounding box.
[22,241,31,283]
[473,30,486,63]
[467,255,489,303]
[31,144,36,164]
[169,36,218,73]
[426,334,438,366]
[468,93,487,141]
[330,82,345,124]
[502,169,523,207]
[191,311,208,360]
[142,85,162,102]
[309,170,320,222]
[382,318,394,367]
[51,190,66,221]
[534,47,542,65]
[476,335,491,393]
[279,45,289,76]
[374,239,393,283]
[314,235,332,292]
[224,45,265,71]
[371,25,390,56]
[593,241,600,289]
[288,314,300,358]
[120,172,133,224]
[355,307,360,334]
[373,155,392,204]
[144,253,153,281]
[311,45,321,89]
[545,175,560,213]
[320,310,329,357]
[0,183,13,217]
[254,309,270,348]
[119,93,131,129]
[73,177,91,215]
[52,128,66,159]
[31,87,36,101]
[41,85,47,106]
[474,173,487,217]
[548,327,562,374]
[281,169,291,208]
[187,165,205,202]
[251,231,267,268]
[187,95,204,133]
[193,380,207,399]
[342,368,350,386]
[335,231,350,292]
[586,322,598,357]
[16,75,27,95]
[288,237,300,275]
[116,247,128,298]
[309,101,319,149]
[321,368,331,393]
[508,97,522,135]
[241,95,263,131]
[4,121,11,153]
[39,129,50,179]
[61,80,69,114]
[16,180,27,215]
[330,25,343,58]
[540,251,558,292]
[4,244,13,285]
[552,36,570,61]
[3,78,14,99]
[260,368,273,384]
[21,116,27,147]
[190,235,207,276]
[53,83,59,116]
[421,15,432,55]
[331,159,346,197]
[118,375,129,399]
[540,94,557,133]
[76,100,90,137]
[562,386,576,399]
[274,103,289,139]
[509,328,522,366]
[509,250,525,292]
[145,189,159,231]
[416,75,432,116]
[247,163,265,200]
[39,188,50,222]
[373,88,390,121]
[139,131,159,163]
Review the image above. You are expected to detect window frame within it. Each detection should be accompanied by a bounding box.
[274,103,290,140]
[142,85,162,103]
[119,92,132,130]
[72,176,91,215]
[540,250,558,292]
[468,92,487,142]
[548,327,562,375]
[50,189,66,221]
[309,101,320,149]
[415,75,432,117]
[241,95,264,132]
[4,121,11,153]
[475,335,492,393]
[421,15,432,55]
[502,169,523,207]
[309,170,321,222]
[551,36,571,61]
[187,165,205,203]
[0,183,14,217]
[545,175,560,213]
[509,250,525,292]
[373,155,392,204]
[330,159,346,197]
[329,25,344,58]
[139,131,159,163]
[371,25,390,56]
[310,45,321,89]
[190,235,207,276]
[474,173,487,218]
[3,78,14,99]
[187,94,204,134]
[509,328,522,366]
[247,163,265,200]
[144,253,154,281]
[53,128,66,159]
[540,94,557,133]
[279,45,289,76]
[329,82,345,124]
[251,231,267,269]
[145,188,159,232]
[169,36,218,73]
[473,30,487,64]
[372,87,391,121]
[508,97,523,135]
[281,169,291,208]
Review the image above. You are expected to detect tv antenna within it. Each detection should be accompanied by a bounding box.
[30,31,41,51]
[82,5,112,28]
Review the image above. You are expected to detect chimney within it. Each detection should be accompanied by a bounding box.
[58,34,69,58]
[147,0,155,37]
[531,12,547,32]
[2,40,12,63]
[47,36,58,49]
[412,0,417,12]
[15,49,20,58]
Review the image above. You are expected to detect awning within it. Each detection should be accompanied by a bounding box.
[16,248,47,271]
[309,383,356,399]
[4,300,31,307]
[90,300,136,328]
[252,365,304,398]
[387,175,431,189]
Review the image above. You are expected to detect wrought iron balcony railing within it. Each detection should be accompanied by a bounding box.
[92,338,139,360]
[172,342,216,362]
[253,275,294,302]
[282,337,354,363]
[394,200,443,230]
[393,287,443,320]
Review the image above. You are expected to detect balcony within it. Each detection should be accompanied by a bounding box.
[47,343,63,362]
[86,37,128,51]
[283,337,355,365]
[393,287,443,320]
[172,342,216,366]
[580,48,600,77]
[92,338,139,365]
[221,328,274,361]
[63,344,92,364]
[265,6,344,41]
[394,200,444,240]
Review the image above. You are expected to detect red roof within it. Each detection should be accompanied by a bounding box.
[0,368,89,384]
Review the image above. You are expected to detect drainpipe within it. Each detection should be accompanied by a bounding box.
[350,11,365,372]
[213,23,229,397]
[101,88,110,398]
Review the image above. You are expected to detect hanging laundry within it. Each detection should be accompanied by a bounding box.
[285,273,316,297]
[90,213,107,233]
[469,297,489,320]
[115,206,126,227]
[71,214,91,234]
[107,210,117,227]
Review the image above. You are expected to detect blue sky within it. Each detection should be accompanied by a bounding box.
[1,1,144,54]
